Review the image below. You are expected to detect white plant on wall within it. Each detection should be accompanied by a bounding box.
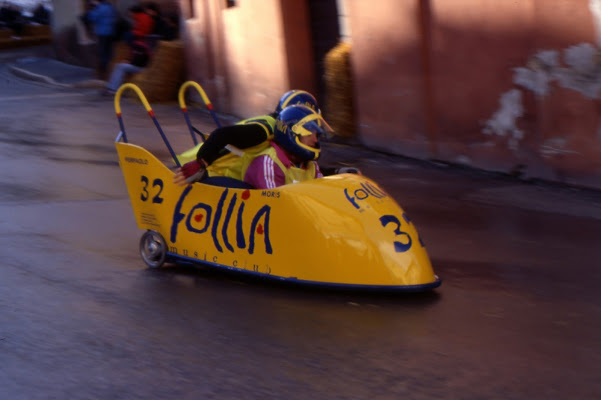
[513,50,559,97]
[483,43,601,154]
[554,43,601,99]
[483,89,524,151]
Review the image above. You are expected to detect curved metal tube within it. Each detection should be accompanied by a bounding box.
[178,81,222,145]
[114,83,181,167]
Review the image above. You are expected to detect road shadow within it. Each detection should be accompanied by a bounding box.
[143,262,442,307]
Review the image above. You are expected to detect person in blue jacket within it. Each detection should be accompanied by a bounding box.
[84,0,117,80]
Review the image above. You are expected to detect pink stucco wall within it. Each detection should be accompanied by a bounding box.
[182,0,315,117]
[177,0,601,188]
[348,0,601,187]
[346,0,430,158]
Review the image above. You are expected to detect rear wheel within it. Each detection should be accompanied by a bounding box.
[139,230,167,268]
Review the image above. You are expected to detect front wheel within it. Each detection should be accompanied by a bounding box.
[139,230,167,268]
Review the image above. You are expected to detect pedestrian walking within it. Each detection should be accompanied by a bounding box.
[82,0,117,80]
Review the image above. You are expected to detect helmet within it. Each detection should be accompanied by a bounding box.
[275,90,320,115]
[274,105,334,161]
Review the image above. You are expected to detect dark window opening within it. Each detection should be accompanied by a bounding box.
[307,0,341,104]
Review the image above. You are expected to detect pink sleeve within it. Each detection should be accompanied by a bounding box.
[313,162,323,178]
[244,155,286,189]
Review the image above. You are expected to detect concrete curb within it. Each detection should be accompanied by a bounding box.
[8,65,68,87]
[7,65,106,89]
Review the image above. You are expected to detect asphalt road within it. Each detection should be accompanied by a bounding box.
[1,50,600,399]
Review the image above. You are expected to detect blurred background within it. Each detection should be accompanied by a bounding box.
[4,0,601,191]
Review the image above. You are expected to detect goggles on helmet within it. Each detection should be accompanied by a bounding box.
[290,113,334,139]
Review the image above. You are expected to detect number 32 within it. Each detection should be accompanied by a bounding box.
[140,175,164,204]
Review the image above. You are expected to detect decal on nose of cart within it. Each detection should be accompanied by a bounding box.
[171,186,273,255]
[343,180,425,254]
[344,182,388,211]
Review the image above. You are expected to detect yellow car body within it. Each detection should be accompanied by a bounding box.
[113,82,440,291]
[116,141,440,291]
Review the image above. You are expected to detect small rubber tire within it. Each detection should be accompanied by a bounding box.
[139,230,167,268]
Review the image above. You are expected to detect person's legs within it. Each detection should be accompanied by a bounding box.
[97,35,114,79]
[106,63,143,91]
[96,36,107,79]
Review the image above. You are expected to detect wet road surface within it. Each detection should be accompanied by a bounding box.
[1,55,600,399]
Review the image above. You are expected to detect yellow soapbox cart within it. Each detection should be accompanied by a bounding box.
[114,83,441,292]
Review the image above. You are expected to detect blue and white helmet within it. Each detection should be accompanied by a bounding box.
[274,105,334,161]
[275,90,320,115]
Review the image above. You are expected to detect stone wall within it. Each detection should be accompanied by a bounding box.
[176,0,601,188]
[348,0,601,188]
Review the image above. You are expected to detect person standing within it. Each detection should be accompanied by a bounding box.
[84,0,117,80]
[102,36,151,95]
[123,4,154,44]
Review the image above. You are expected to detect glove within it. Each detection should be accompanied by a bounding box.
[181,159,207,184]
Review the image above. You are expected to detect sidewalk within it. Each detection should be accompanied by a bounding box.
[8,55,104,88]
